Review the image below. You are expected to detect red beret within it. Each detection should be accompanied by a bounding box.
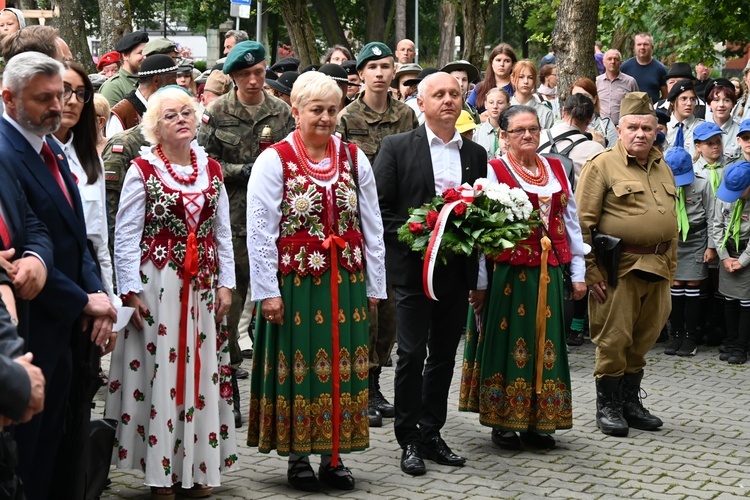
[97,51,121,70]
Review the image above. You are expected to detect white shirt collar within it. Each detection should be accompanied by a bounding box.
[3,110,45,154]
[425,124,463,148]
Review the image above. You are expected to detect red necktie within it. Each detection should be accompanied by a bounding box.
[0,212,10,249]
[41,142,72,206]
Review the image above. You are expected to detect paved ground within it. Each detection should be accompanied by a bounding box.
[98,339,750,499]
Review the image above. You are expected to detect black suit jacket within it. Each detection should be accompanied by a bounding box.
[374,124,488,298]
[0,118,103,366]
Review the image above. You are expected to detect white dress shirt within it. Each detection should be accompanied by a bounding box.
[425,125,463,195]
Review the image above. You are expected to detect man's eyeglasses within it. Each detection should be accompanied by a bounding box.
[63,86,92,104]
[506,126,541,136]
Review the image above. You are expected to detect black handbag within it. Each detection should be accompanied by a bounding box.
[593,231,622,288]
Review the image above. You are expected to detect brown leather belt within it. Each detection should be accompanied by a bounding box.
[621,241,671,255]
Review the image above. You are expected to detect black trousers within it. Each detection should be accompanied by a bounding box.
[393,284,467,447]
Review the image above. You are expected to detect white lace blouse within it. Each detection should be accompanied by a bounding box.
[114,140,236,294]
[246,133,386,302]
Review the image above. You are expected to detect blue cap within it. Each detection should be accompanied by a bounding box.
[693,122,724,142]
[717,161,750,202]
[665,146,695,187]
[738,119,750,136]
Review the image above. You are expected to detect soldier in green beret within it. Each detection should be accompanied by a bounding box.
[576,91,677,437]
[99,31,149,107]
[197,40,295,429]
[336,41,418,428]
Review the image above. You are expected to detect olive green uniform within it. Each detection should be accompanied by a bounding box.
[99,67,139,108]
[336,92,418,371]
[103,125,148,258]
[576,141,678,377]
[196,89,295,366]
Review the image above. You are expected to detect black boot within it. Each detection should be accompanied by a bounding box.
[369,368,395,418]
[621,371,662,430]
[663,330,683,355]
[231,369,242,429]
[595,376,629,436]
[676,331,698,356]
[367,374,382,427]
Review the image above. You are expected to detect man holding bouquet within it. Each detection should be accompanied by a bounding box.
[373,72,488,476]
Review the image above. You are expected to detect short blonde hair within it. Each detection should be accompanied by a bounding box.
[93,94,110,119]
[290,71,342,111]
[141,86,198,145]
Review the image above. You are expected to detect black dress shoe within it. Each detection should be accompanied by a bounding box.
[419,436,466,466]
[241,349,253,359]
[287,456,319,492]
[400,443,426,476]
[491,429,521,450]
[368,406,382,427]
[235,368,249,379]
[519,431,556,450]
[319,461,355,490]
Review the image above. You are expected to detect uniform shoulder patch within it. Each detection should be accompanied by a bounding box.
[112,144,124,153]
[202,113,210,124]
[104,170,119,182]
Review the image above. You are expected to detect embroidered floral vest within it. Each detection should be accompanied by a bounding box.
[489,158,572,267]
[273,141,365,277]
[133,157,224,283]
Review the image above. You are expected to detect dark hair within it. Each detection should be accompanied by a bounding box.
[569,77,600,115]
[708,85,737,105]
[63,61,100,184]
[323,44,353,64]
[539,64,556,85]
[562,93,595,123]
[2,25,59,61]
[498,105,539,132]
[474,43,517,110]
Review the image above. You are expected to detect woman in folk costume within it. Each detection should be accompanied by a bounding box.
[106,86,237,499]
[245,71,386,492]
[460,105,587,450]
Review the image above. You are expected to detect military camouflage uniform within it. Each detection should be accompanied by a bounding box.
[337,91,418,374]
[99,67,139,108]
[197,89,295,366]
[102,125,148,260]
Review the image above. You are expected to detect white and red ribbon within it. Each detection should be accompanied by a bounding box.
[422,183,476,300]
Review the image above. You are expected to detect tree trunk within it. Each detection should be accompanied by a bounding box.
[552,0,599,100]
[610,26,631,59]
[98,0,132,53]
[365,0,392,44]
[276,0,319,68]
[54,0,95,72]
[312,0,351,57]
[437,0,456,67]
[462,0,491,70]
[395,0,406,43]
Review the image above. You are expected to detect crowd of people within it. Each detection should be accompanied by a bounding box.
[1,11,750,498]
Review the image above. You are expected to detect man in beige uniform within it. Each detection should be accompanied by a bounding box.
[576,92,677,437]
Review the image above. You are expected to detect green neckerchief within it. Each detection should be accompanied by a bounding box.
[492,132,499,159]
[721,198,746,250]
[676,186,690,242]
[704,163,721,195]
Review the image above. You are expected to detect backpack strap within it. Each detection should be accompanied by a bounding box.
[537,128,582,153]
[559,136,590,157]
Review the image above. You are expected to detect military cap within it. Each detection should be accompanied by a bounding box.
[115,31,149,53]
[403,67,439,87]
[300,64,320,73]
[143,38,178,57]
[441,60,479,84]
[704,78,734,100]
[265,68,278,81]
[204,70,232,96]
[391,63,422,89]
[655,109,669,125]
[717,161,750,202]
[341,60,358,76]
[88,73,108,90]
[270,57,300,73]
[196,69,212,85]
[693,122,724,142]
[223,41,266,75]
[356,42,393,70]
[455,110,478,134]
[620,91,656,117]
[318,63,349,83]
[96,51,120,71]
[267,71,299,96]
[667,79,695,102]
[137,54,179,77]
[664,62,694,82]
[665,146,695,187]
[177,60,194,74]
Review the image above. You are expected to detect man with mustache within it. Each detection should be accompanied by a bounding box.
[0,51,117,499]
[373,72,487,475]
[576,92,677,438]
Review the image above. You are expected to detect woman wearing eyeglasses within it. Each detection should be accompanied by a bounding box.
[50,62,114,299]
[460,105,587,451]
[105,86,237,499]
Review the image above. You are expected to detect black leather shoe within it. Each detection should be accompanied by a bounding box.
[419,436,466,466]
[368,406,382,427]
[400,444,426,476]
[519,431,556,450]
[287,456,319,492]
[491,429,521,450]
[319,461,355,490]
[235,368,249,380]
[241,349,253,359]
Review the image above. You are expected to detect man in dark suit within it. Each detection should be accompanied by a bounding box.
[373,72,488,476]
[0,51,117,500]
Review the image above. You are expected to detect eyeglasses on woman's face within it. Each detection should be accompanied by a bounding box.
[63,85,92,104]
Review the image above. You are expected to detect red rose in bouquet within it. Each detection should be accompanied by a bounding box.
[425,210,439,229]
[409,222,424,235]
[442,187,461,202]
[453,203,466,216]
